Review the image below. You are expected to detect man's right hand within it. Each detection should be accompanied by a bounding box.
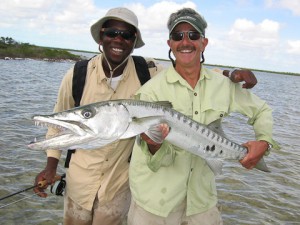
[34,157,59,197]
[229,69,257,89]
[140,123,169,155]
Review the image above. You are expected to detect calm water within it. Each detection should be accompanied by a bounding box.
[0,59,299,225]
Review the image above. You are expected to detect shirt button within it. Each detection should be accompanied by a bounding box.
[106,159,108,161]
[195,111,198,115]
[101,173,104,176]
[220,114,223,117]
[194,93,197,96]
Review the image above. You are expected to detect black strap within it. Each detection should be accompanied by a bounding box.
[64,149,75,168]
[72,59,90,107]
[67,56,152,167]
[72,56,151,107]
[132,56,151,85]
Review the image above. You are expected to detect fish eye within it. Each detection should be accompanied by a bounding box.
[81,109,94,119]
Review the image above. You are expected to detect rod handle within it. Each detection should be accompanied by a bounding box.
[37,175,62,188]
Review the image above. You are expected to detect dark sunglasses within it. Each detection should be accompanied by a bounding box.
[101,28,136,40]
[170,31,203,41]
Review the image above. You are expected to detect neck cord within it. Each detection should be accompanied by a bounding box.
[99,38,137,85]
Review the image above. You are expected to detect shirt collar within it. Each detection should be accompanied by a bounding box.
[96,54,133,83]
[166,65,212,86]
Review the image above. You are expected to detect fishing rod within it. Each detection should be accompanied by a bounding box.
[0,193,40,209]
[0,174,63,202]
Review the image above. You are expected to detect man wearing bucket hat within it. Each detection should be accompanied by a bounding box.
[128,8,279,225]
[33,7,164,225]
[33,7,258,225]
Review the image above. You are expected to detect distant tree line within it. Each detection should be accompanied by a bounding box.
[0,36,81,60]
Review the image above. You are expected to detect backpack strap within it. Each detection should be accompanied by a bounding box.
[72,56,151,107]
[132,56,151,85]
[67,56,152,167]
[72,59,90,107]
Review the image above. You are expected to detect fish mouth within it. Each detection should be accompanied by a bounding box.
[28,116,93,149]
[33,116,92,136]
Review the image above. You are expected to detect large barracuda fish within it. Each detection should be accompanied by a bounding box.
[28,99,270,174]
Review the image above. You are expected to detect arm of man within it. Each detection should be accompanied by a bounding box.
[223,69,257,89]
[239,140,270,170]
[34,157,59,197]
[213,68,257,89]
[229,81,280,170]
[34,68,75,197]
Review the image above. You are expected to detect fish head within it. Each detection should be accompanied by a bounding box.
[28,102,131,150]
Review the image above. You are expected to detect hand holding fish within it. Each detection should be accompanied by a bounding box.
[28,99,272,174]
[140,123,170,155]
[240,140,269,169]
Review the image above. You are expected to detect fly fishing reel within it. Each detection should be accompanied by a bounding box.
[50,173,66,196]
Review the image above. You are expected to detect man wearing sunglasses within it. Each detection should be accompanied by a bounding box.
[34,7,259,225]
[128,8,279,225]
[34,7,159,225]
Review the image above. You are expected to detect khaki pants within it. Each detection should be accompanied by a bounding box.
[127,199,223,225]
[63,188,131,225]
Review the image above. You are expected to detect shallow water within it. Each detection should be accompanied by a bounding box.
[0,59,299,224]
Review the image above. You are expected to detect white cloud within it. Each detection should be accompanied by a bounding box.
[0,0,98,34]
[287,40,300,54]
[228,18,280,49]
[0,0,298,73]
[265,0,300,16]
[126,1,197,32]
[125,1,198,58]
[204,17,284,71]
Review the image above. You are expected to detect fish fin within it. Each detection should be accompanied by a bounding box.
[154,101,173,109]
[119,116,164,139]
[254,157,270,172]
[206,159,223,176]
[207,119,226,137]
[144,124,164,144]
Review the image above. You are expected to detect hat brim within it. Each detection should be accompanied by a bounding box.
[90,16,144,48]
[170,19,204,36]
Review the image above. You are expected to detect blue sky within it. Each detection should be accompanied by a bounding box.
[1,0,300,73]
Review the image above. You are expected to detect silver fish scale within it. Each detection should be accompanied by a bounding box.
[29,99,270,173]
[123,100,248,161]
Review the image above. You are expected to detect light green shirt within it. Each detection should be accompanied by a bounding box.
[129,66,279,217]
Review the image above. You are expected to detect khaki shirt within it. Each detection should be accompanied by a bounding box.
[46,54,162,210]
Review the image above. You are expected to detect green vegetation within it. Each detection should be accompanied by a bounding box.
[0,37,82,61]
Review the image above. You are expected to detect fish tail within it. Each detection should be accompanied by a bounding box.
[254,157,270,172]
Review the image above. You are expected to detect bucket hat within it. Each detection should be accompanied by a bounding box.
[90,7,144,48]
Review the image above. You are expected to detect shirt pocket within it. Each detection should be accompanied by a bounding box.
[200,101,229,125]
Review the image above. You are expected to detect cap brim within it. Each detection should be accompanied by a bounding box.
[170,19,204,36]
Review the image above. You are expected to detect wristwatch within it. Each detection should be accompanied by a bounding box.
[267,142,273,150]
[264,142,273,156]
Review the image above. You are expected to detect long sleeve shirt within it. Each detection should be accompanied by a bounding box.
[129,65,279,217]
[46,54,162,210]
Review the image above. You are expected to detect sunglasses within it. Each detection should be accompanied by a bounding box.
[101,28,136,41]
[170,31,203,41]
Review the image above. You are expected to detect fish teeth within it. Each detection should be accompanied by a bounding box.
[34,121,65,131]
